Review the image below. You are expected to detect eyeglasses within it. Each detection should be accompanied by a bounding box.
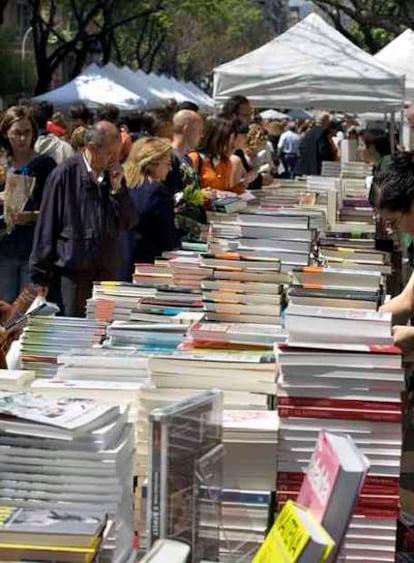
[8,129,32,139]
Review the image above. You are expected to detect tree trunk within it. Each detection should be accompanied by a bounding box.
[34,65,55,95]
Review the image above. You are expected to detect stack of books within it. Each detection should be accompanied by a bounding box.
[288,266,385,310]
[188,321,287,350]
[21,317,107,378]
[341,161,370,179]
[0,506,110,562]
[148,350,277,396]
[168,255,212,289]
[199,253,285,324]
[209,210,319,271]
[322,161,341,177]
[275,305,404,562]
[318,245,391,276]
[104,321,190,353]
[220,410,278,557]
[86,281,156,323]
[0,369,35,391]
[132,261,172,287]
[338,162,373,228]
[0,393,136,562]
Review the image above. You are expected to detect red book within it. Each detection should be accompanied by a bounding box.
[278,396,401,412]
[278,405,402,423]
[296,430,369,561]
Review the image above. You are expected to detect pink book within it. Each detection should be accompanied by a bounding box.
[297,430,369,561]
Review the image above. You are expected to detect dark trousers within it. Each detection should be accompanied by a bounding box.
[49,273,94,318]
[281,153,298,179]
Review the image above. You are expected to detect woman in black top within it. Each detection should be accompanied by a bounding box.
[118,137,177,280]
[0,106,56,302]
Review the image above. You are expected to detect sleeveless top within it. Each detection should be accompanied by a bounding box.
[188,152,244,194]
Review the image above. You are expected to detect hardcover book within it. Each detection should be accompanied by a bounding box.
[296,430,369,561]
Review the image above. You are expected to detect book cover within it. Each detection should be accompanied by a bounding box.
[253,500,334,562]
[0,507,106,548]
[296,430,369,560]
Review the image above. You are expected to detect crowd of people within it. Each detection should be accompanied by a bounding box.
[0,94,408,320]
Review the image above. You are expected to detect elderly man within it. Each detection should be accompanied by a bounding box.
[30,121,136,317]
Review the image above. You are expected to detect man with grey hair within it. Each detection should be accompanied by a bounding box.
[30,120,136,316]
[295,111,336,176]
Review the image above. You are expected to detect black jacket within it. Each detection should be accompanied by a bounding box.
[119,179,177,279]
[30,154,136,285]
[295,126,335,176]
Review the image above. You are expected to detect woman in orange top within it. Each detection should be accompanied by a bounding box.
[188,117,245,194]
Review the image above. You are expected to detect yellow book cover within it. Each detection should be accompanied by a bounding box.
[253,500,335,563]
[0,535,100,553]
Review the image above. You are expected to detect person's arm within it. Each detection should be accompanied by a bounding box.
[391,325,414,353]
[29,169,62,288]
[229,154,245,187]
[380,271,414,324]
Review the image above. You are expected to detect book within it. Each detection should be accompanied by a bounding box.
[286,305,392,347]
[296,430,369,561]
[212,196,248,213]
[253,500,334,562]
[140,539,190,562]
[0,393,120,440]
[0,506,107,548]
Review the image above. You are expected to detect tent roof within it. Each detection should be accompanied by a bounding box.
[374,29,414,102]
[33,64,145,110]
[101,63,164,108]
[213,13,405,112]
[184,81,214,108]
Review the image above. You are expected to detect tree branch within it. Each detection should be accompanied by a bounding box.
[0,0,8,26]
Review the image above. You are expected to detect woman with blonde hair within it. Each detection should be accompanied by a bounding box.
[244,123,274,188]
[119,137,176,279]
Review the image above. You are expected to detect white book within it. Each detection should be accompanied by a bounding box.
[140,539,190,563]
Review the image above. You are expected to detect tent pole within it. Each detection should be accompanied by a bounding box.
[400,107,405,150]
[390,112,395,154]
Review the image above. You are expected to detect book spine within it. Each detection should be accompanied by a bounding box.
[277,471,399,490]
[278,406,402,423]
[148,418,162,546]
[278,396,401,411]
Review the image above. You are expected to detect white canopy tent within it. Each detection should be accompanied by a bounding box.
[185,81,214,109]
[101,63,164,108]
[374,29,414,103]
[32,64,146,110]
[259,109,289,120]
[213,13,405,113]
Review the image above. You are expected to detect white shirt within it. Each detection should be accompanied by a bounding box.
[278,130,300,154]
[82,152,104,184]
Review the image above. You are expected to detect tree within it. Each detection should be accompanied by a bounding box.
[113,0,272,83]
[0,0,8,26]
[26,0,163,94]
[255,0,288,35]
[313,0,414,53]
[0,27,36,97]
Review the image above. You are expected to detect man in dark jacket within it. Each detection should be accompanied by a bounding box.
[295,112,336,176]
[30,121,136,317]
